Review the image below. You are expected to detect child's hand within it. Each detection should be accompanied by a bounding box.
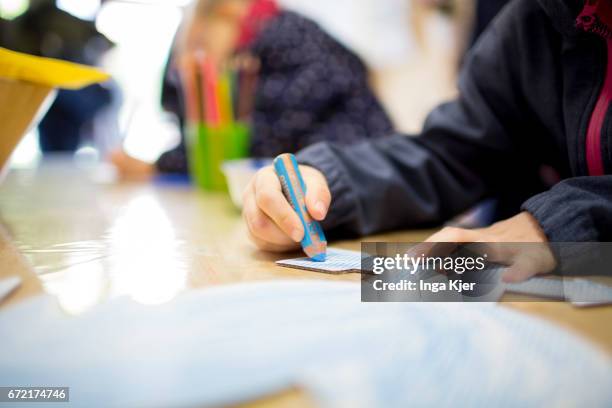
[109,150,156,181]
[425,212,556,282]
[242,165,331,252]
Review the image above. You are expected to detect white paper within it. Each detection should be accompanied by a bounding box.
[506,277,612,306]
[277,248,362,273]
[0,281,610,408]
[505,277,566,300]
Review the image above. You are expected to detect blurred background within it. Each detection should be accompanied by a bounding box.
[0,0,500,171]
[0,0,520,316]
[1,0,186,167]
[6,8,612,405]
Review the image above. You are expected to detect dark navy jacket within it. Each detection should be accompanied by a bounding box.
[298,0,612,242]
[250,11,393,157]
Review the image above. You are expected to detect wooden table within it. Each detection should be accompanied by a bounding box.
[1,157,611,407]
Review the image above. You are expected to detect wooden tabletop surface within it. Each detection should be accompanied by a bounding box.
[1,157,611,407]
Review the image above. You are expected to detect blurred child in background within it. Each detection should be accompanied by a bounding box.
[1,0,114,153]
[111,0,393,177]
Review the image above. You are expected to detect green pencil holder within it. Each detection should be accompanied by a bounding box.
[186,122,250,191]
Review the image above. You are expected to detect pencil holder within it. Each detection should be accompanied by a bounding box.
[186,122,250,191]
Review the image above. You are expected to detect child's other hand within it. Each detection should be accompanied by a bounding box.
[109,150,155,181]
[425,212,556,283]
[242,165,331,252]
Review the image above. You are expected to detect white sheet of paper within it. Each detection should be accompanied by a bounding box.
[1,281,611,407]
[0,276,21,302]
[278,249,612,306]
[567,279,612,306]
[505,277,566,300]
[505,277,612,306]
[276,248,362,273]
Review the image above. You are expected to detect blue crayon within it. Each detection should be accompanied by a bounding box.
[274,153,327,261]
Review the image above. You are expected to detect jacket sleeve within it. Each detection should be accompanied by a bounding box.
[522,176,612,241]
[296,5,539,237]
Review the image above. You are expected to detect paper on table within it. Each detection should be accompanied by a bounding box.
[276,248,362,273]
[278,249,612,306]
[569,279,612,306]
[506,277,612,307]
[0,276,21,303]
[0,281,610,408]
[505,277,565,300]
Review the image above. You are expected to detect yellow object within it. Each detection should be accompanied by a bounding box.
[0,47,109,89]
[218,71,233,125]
[0,48,110,180]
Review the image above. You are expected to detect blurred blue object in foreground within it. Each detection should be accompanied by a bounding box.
[0,281,611,408]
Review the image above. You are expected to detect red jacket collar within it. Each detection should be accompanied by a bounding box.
[577,0,612,38]
[237,0,280,49]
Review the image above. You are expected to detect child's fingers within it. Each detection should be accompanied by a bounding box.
[244,222,298,252]
[108,149,155,179]
[253,167,304,242]
[244,198,297,246]
[424,226,481,243]
[243,184,300,249]
[424,222,556,284]
[242,165,329,251]
[501,247,556,283]
[501,256,541,283]
[302,167,331,221]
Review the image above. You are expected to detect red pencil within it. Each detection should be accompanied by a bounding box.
[177,54,201,124]
[200,56,221,126]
